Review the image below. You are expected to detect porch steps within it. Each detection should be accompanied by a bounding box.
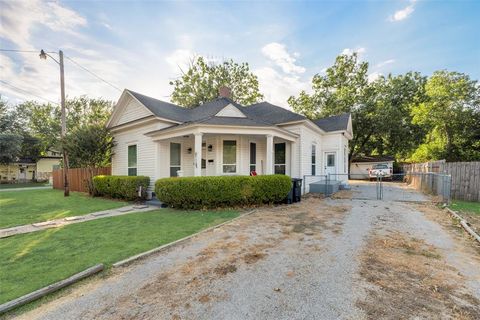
[309,179,342,194]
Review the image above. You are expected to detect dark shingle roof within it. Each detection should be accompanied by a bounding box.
[127,90,189,122]
[245,102,306,124]
[126,89,349,131]
[313,113,350,132]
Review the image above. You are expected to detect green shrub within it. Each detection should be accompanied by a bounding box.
[155,175,292,209]
[93,175,150,201]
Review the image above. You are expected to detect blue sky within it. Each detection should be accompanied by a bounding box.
[1,0,479,107]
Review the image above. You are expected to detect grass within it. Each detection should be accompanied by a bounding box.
[0,209,239,305]
[0,189,129,228]
[449,200,480,215]
[0,182,48,189]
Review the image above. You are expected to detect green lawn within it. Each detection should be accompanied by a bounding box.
[0,189,129,228]
[0,182,48,189]
[0,209,239,304]
[450,200,480,215]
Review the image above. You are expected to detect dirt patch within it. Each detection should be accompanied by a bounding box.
[414,203,480,254]
[459,211,480,238]
[243,252,266,264]
[330,189,358,199]
[214,264,237,275]
[198,294,211,303]
[357,231,480,319]
[63,197,352,319]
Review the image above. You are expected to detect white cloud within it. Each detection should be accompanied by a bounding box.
[389,0,416,22]
[376,59,395,68]
[341,47,366,56]
[368,72,382,83]
[0,0,86,48]
[165,49,195,73]
[261,42,306,74]
[254,67,310,108]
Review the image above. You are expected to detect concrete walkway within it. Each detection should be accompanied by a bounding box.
[0,204,159,238]
[0,186,52,192]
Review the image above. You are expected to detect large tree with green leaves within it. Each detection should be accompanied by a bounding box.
[18,97,114,160]
[170,56,264,108]
[288,53,427,163]
[63,123,115,193]
[410,71,480,161]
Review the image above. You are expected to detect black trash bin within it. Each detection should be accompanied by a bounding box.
[291,178,302,203]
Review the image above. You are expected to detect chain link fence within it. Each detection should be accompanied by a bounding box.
[303,172,452,204]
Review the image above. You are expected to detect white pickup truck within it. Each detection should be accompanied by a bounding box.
[368,163,393,180]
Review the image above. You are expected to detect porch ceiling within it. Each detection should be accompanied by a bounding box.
[144,123,299,142]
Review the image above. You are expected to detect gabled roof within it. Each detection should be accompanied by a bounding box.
[117,89,350,133]
[313,113,350,132]
[127,90,190,122]
[244,102,306,124]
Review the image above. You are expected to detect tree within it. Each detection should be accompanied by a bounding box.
[18,97,114,162]
[170,56,264,108]
[367,72,427,159]
[288,54,382,165]
[63,123,115,193]
[410,71,480,161]
[0,133,22,165]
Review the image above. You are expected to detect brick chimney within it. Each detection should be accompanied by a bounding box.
[218,86,232,99]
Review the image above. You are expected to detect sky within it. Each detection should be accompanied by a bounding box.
[0,0,479,108]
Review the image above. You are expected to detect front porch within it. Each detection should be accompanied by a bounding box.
[146,125,299,178]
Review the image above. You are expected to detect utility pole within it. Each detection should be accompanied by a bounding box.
[40,49,70,196]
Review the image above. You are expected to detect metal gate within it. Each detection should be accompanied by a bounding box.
[305,172,451,204]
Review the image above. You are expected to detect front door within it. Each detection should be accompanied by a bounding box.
[325,152,336,176]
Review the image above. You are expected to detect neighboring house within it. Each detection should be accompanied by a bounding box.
[350,155,395,179]
[107,88,353,195]
[0,151,62,183]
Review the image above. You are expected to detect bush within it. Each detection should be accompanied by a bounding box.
[155,175,292,209]
[93,175,150,201]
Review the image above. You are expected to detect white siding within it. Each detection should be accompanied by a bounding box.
[116,97,153,126]
[215,104,246,118]
[111,121,172,190]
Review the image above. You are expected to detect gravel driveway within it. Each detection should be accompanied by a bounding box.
[15,183,480,320]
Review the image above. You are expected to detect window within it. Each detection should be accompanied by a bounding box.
[274,142,286,174]
[170,143,181,177]
[127,145,137,176]
[223,140,237,173]
[249,142,256,173]
[311,144,316,176]
[327,154,335,167]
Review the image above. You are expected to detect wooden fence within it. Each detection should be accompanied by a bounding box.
[52,167,111,193]
[403,160,480,202]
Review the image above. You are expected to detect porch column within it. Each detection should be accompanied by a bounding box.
[266,134,273,175]
[194,133,203,177]
[290,140,296,177]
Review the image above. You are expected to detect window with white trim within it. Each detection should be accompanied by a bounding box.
[311,144,316,176]
[127,145,137,176]
[170,143,181,177]
[274,142,286,174]
[249,142,256,173]
[223,140,237,173]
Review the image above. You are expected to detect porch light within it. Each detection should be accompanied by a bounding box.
[208,144,213,152]
[187,147,192,154]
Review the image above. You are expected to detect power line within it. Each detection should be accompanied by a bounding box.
[0,80,59,104]
[1,48,123,93]
[0,49,56,54]
[65,55,122,92]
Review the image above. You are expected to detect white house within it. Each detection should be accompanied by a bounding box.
[107,89,353,195]
[350,155,394,179]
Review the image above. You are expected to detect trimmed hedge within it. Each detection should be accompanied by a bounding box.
[92,175,150,201]
[155,175,292,209]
